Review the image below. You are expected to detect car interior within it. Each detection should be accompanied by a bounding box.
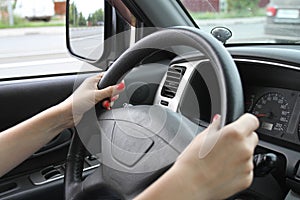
[0,0,300,199]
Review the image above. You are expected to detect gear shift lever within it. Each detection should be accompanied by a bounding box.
[253,153,277,177]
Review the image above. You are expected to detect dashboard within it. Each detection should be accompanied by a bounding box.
[230,48,300,199]
[154,46,300,138]
[121,44,300,199]
[150,45,300,198]
[232,46,300,154]
[245,86,300,150]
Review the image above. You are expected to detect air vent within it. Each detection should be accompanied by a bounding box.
[161,66,186,98]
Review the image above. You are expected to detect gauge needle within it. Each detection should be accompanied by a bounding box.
[256,113,271,118]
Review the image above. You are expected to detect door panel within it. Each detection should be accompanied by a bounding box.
[0,72,97,200]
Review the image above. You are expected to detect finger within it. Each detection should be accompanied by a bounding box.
[209,114,222,131]
[82,73,104,88]
[95,81,126,102]
[98,72,105,78]
[111,94,119,102]
[198,114,222,159]
[88,72,104,81]
[238,133,258,161]
[96,86,114,101]
[101,95,118,110]
[112,80,125,96]
[247,131,259,147]
[245,155,255,173]
[238,170,253,191]
[102,100,111,110]
[227,113,259,136]
[235,155,254,175]
[110,101,114,108]
[93,72,105,84]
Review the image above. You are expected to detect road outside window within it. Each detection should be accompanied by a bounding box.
[0,0,99,80]
[182,0,300,43]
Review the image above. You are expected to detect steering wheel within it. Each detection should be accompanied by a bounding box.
[64,27,244,200]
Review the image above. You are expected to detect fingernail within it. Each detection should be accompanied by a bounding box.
[102,100,111,110]
[212,114,220,122]
[116,81,125,90]
[110,101,114,108]
[111,95,119,102]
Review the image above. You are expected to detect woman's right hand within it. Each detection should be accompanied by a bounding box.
[172,113,259,200]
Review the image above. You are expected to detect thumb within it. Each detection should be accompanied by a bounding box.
[198,114,222,159]
[95,86,115,102]
[209,114,222,132]
[95,81,126,103]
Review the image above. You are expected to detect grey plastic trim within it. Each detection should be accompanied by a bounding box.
[234,58,300,71]
[154,59,208,112]
[154,58,228,123]
[155,57,300,113]
[30,164,100,186]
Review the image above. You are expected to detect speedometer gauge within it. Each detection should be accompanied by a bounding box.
[252,93,290,135]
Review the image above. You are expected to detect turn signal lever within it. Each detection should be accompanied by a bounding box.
[253,153,277,177]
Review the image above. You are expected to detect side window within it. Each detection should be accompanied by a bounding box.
[68,0,105,60]
[67,0,137,68]
[0,0,101,80]
[0,0,137,80]
[113,0,137,48]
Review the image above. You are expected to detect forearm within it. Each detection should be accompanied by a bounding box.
[0,74,124,177]
[134,164,209,200]
[136,114,259,200]
[0,104,70,177]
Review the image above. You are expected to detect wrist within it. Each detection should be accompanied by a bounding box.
[135,163,210,200]
[51,101,74,130]
[170,163,211,200]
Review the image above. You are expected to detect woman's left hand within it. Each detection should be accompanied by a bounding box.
[58,73,125,128]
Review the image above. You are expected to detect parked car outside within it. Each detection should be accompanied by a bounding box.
[265,0,300,42]
[14,0,55,22]
[1,0,300,199]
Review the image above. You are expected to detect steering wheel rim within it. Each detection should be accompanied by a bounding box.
[64,27,244,200]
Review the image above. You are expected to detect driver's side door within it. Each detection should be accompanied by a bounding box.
[0,1,132,199]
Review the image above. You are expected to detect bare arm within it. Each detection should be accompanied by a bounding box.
[0,105,70,177]
[135,114,259,200]
[0,74,125,177]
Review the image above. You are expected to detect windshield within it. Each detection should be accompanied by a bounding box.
[181,0,300,44]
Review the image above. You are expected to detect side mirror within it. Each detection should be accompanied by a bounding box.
[66,0,105,61]
[211,27,232,45]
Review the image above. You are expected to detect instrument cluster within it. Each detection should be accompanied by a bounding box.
[245,87,300,149]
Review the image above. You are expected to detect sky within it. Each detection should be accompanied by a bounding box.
[71,0,104,18]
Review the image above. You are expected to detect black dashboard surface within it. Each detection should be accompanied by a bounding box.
[231,46,300,151]
[122,44,300,198]
[152,45,300,196]
[230,45,300,198]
